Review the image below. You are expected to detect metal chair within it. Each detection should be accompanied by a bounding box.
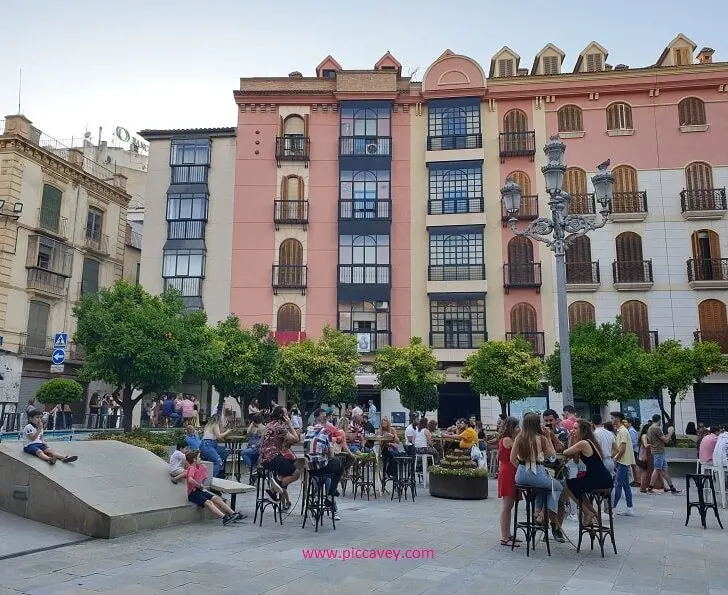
[302,472,336,532]
[390,455,417,502]
[253,467,283,527]
[513,485,551,557]
[577,488,617,557]
[686,473,723,529]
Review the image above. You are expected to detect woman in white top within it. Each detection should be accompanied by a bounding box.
[414,417,440,463]
[199,414,231,478]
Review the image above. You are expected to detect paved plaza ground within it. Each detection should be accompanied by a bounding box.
[1,475,726,595]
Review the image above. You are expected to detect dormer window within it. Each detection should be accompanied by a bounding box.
[543,56,560,75]
[673,47,691,66]
[380,66,397,71]
[322,69,336,79]
[586,53,603,72]
[498,59,514,77]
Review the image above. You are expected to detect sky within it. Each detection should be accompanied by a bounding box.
[2,0,727,147]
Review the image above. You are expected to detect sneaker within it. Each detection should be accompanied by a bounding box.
[61,456,78,463]
[616,507,635,516]
[47,458,56,465]
[269,477,284,494]
[232,512,247,522]
[222,514,235,526]
[551,527,566,543]
[334,513,341,521]
[171,477,179,484]
[265,489,279,502]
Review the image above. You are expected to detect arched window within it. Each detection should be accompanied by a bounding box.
[612,165,642,213]
[507,236,536,285]
[621,300,652,350]
[557,105,583,133]
[568,301,595,330]
[278,175,305,221]
[339,234,390,284]
[614,232,647,283]
[683,162,719,211]
[678,97,707,127]
[504,109,528,133]
[279,114,308,158]
[276,303,301,332]
[508,170,532,196]
[564,167,592,215]
[565,236,594,283]
[506,170,537,218]
[690,230,723,281]
[278,238,304,286]
[698,299,728,353]
[510,302,537,333]
[502,109,530,154]
[282,115,305,136]
[606,102,633,131]
[685,161,714,191]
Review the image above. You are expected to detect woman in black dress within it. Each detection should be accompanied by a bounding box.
[563,419,614,525]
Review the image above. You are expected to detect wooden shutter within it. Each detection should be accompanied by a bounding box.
[543,55,559,75]
[278,115,284,136]
[708,230,721,260]
[280,177,287,199]
[678,98,706,126]
[279,238,303,266]
[586,53,603,72]
[564,168,590,214]
[613,165,639,213]
[27,300,50,344]
[277,303,301,332]
[566,236,592,283]
[303,114,310,137]
[699,299,728,331]
[558,106,583,132]
[504,109,528,133]
[40,185,62,231]
[498,59,514,77]
[509,171,531,195]
[510,302,537,333]
[615,232,643,262]
[673,48,690,66]
[686,162,713,191]
[568,301,595,330]
[508,237,534,284]
[621,300,649,349]
[81,258,100,294]
[607,103,633,130]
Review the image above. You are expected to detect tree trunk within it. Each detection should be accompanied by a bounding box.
[500,401,508,417]
[121,384,134,433]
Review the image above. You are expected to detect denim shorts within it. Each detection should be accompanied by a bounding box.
[24,443,48,455]
[652,453,667,470]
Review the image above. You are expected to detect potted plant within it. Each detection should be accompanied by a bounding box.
[428,451,488,500]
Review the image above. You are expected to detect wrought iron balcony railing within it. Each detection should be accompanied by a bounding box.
[694,330,728,354]
[499,131,536,160]
[272,265,307,292]
[274,200,309,226]
[566,261,600,285]
[569,193,596,215]
[506,331,545,358]
[428,264,485,281]
[625,330,659,352]
[339,199,390,221]
[83,233,109,254]
[503,262,542,291]
[339,136,391,157]
[427,133,482,151]
[680,188,727,212]
[275,136,310,164]
[612,260,654,284]
[164,277,203,297]
[502,195,538,223]
[167,220,205,240]
[611,191,648,214]
[26,268,67,297]
[36,208,68,237]
[18,333,84,360]
[338,264,390,285]
[342,330,391,353]
[687,258,728,282]
[429,330,488,350]
[429,196,483,215]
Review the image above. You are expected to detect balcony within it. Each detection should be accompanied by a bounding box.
[506,331,546,358]
[694,330,728,354]
[342,330,391,354]
[26,268,67,297]
[503,262,542,293]
[626,330,659,352]
[566,261,601,292]
[501,195,538,225]
[430,330,487,350]
[274,200,309,229]
[499,131,536,161]
[171,165,207,184]
[272,331,307,346]
[338,264,390,285]
[429,264,485,282]
[339,199,390,221]
[612,260,654,290]
[569,193,596,215]
[164,277,203,298]
[610,191,648,222]
[83,233,109,255]
[427,134,482,151]
[680,188,728,220]
[275,136,310,166]
[18,333,84,360]
[429,196,483,216]
[687,258,728,289]
[272,265,307,294]
[339,136,391,158]
[36,208,68,239]
[168,220,205,240]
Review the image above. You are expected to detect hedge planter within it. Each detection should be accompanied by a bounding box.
[429,473,488,500]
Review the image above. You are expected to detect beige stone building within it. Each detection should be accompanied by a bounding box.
[0,114,131,426]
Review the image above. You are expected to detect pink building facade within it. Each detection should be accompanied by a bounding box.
[229,35,728,429]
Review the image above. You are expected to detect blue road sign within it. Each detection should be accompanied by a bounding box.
[51,349,66,365]
[54,333,68,348]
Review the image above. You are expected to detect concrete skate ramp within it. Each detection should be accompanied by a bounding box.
[0,440,200,538]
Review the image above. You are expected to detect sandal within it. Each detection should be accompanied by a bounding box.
[500,538,520,547]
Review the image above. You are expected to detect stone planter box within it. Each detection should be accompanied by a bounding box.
[429,473,488,500]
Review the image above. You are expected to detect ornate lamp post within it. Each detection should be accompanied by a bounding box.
[500,136,614,408]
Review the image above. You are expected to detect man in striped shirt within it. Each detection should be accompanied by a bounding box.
[305,408,343,520]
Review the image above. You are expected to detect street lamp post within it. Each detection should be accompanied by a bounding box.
[500,135,615,409]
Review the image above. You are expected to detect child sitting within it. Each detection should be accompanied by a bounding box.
[23,410,78,465]
[185,451,245,525]
[169,442,188,484]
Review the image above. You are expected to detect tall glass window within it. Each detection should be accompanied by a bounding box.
[428,99,481,150]
[429,298,486,349]
[339,235,390,284]
[340,170,390,219]
[428,163,483,214]
[170,139,210,184]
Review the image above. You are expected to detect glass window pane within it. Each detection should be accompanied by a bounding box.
[189,254,203,276]
[163,255,175,276]
[376,246,389,264]
[340,182,352,199]
[179,200,192,219]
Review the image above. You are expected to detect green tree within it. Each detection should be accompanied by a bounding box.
[73,280,204,432]
[35,378,84,407]
[274,326,358,422]
[461,338,545,417]
[202,317,279,414]
[649,338,728,428]
[373,337,445,415]
[546,319,654,406]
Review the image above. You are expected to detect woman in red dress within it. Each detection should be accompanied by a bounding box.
[498,416,520,547]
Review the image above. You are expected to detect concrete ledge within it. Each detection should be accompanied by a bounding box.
[0,440,203,539]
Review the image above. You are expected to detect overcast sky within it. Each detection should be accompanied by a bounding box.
[2,0,726,146]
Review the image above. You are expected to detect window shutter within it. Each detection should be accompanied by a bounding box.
[543,56,559,75]
[303,114,309,137]
[678,98,706,126]
[558,106,583,132]
[708,230,721,261]
[278,116,284,137]
[621,300,649,335]
[504,110,528,133]
[280,177,287,199]
[686,162,713,191]
[297,177,305,201]
[81,258,100,294]
[699,299,728,331]
[586,53,602,72]
[568,301,595,330]
[566,236,591,264]
[691,231,701,260]
[277,303,301,332]
[40,185,62,231]
[279,239,303,266]
[510,303,537,333]
[498,59,513,77]
[614,166,638,193]
[616,232,644,262]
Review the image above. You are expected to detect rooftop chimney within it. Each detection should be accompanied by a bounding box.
[517,68,529,77]
[697,48,715,64]
[614,64,629,70]
[288,71,303,78]
[604,63,613,71]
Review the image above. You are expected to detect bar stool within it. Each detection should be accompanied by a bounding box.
[253,467,283,527]
[352,456,377,500]
[302,472,337,532]
[391,456,417,502]
[686,473,723,529]
[513,485,551,557]
[702,465,727,509]
[577,489,617,557]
